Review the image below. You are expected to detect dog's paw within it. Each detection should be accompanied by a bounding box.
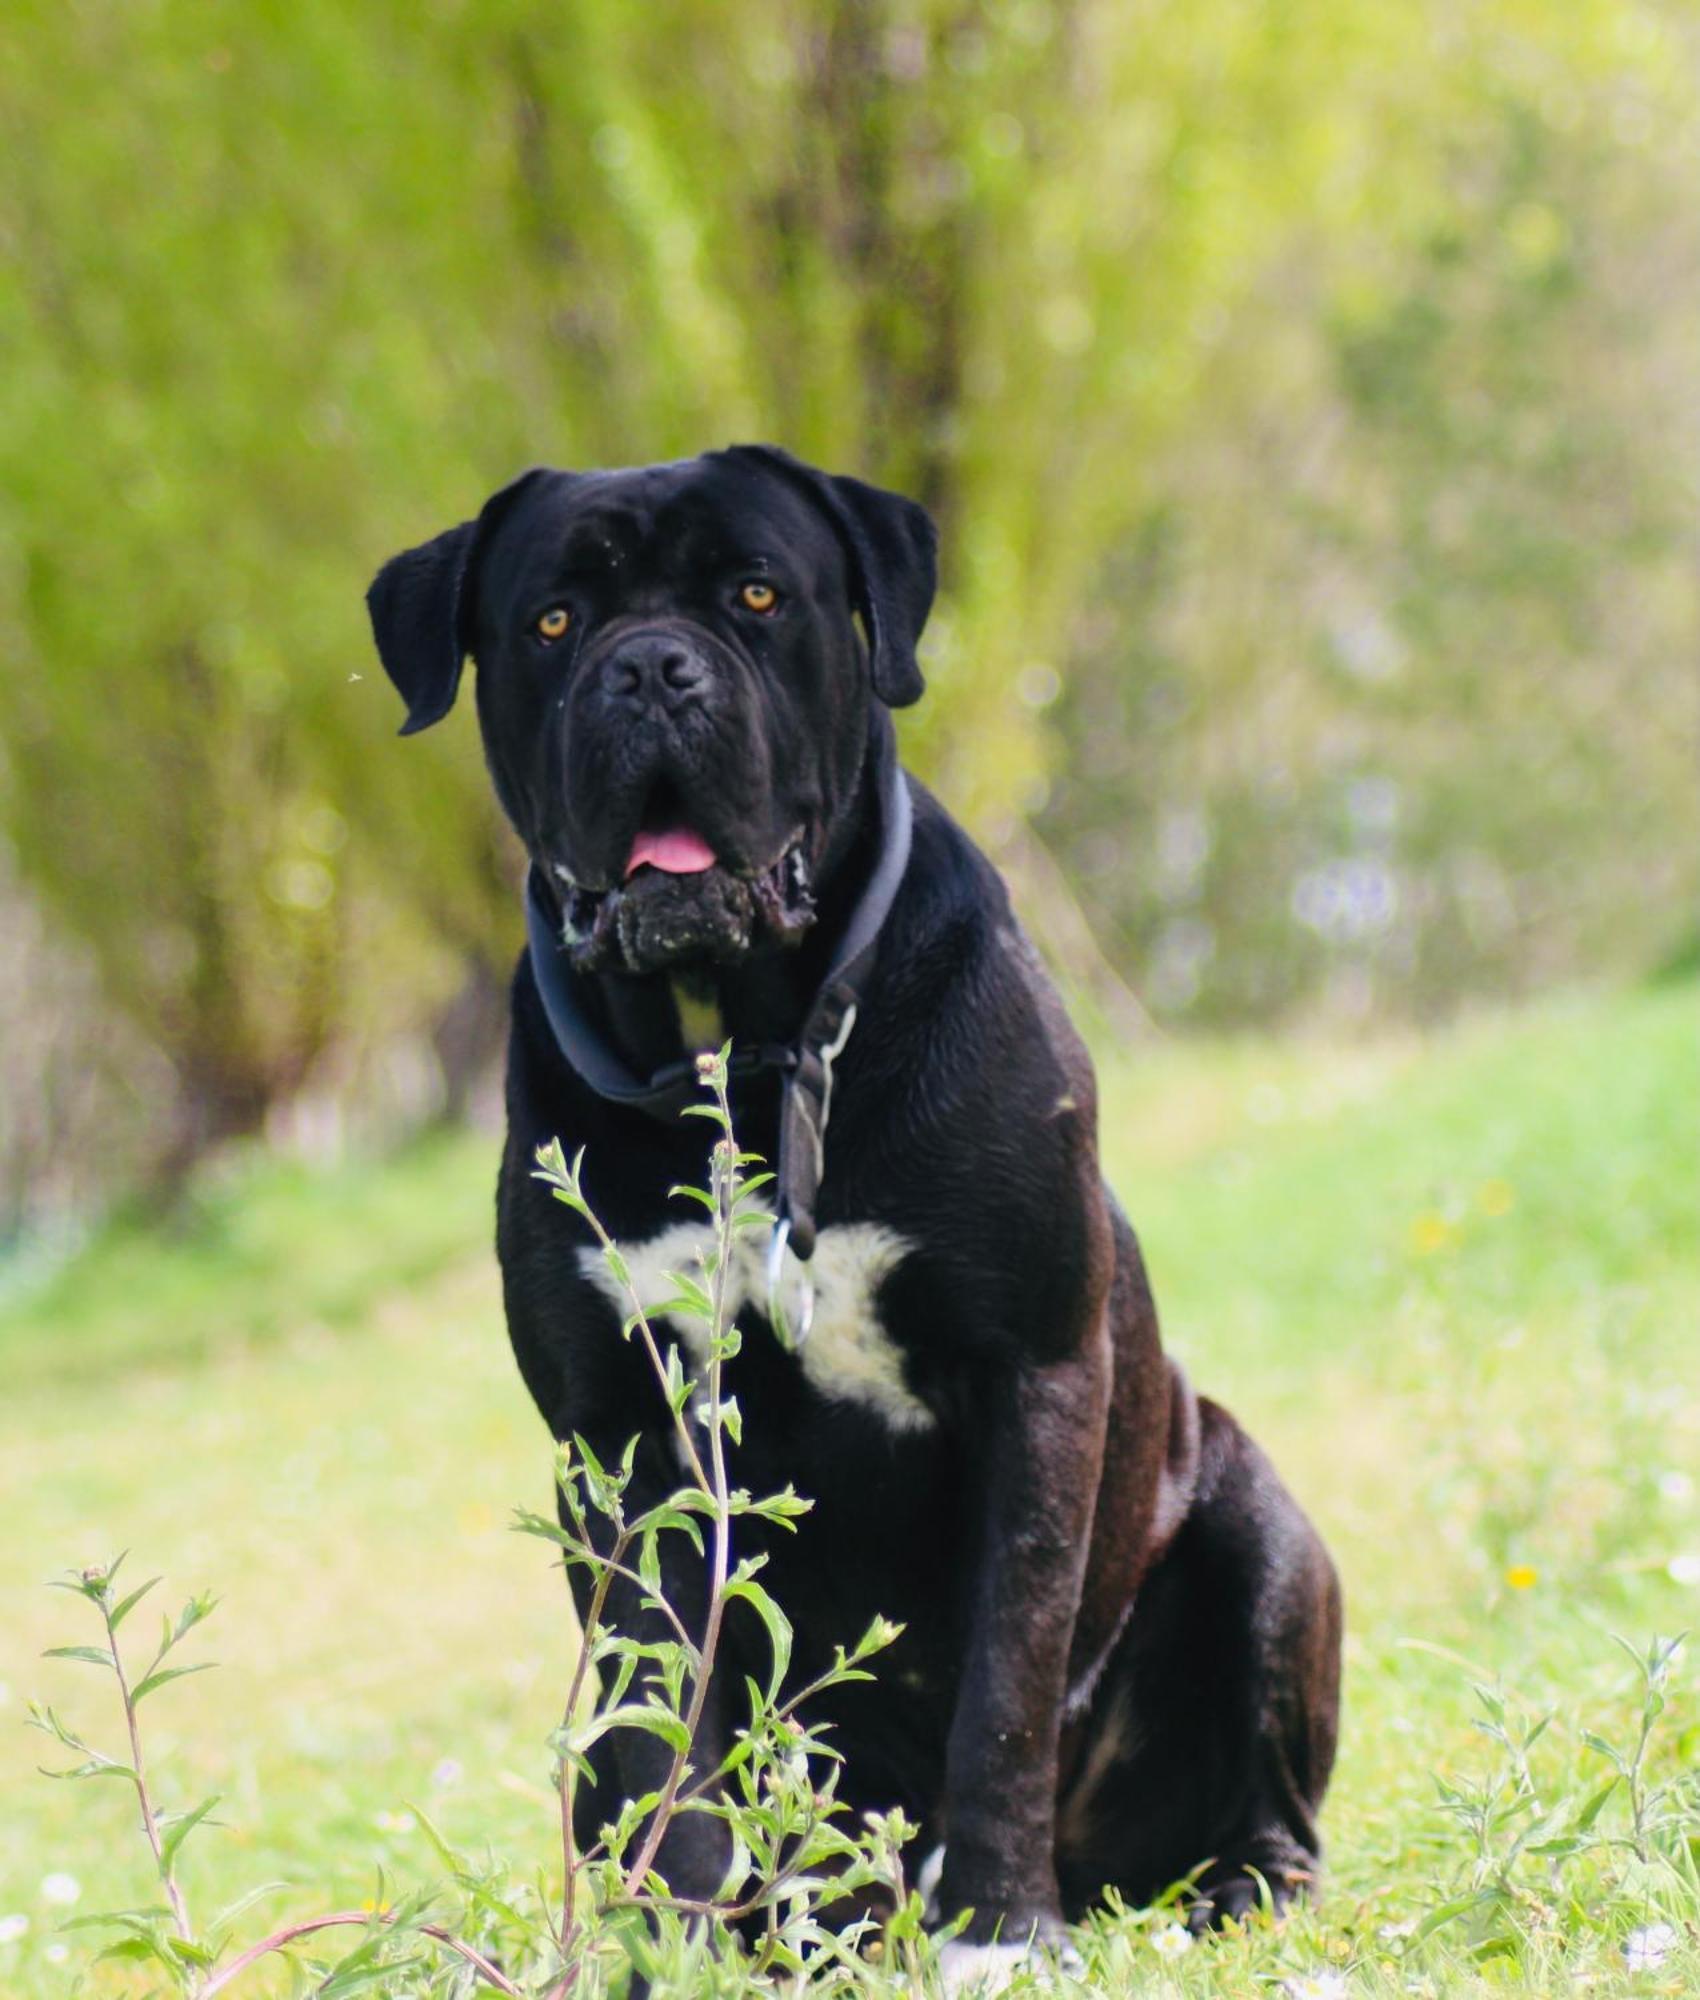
[936,1934,1083,1996]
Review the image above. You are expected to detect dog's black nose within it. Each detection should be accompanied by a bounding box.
[605,634,708,707]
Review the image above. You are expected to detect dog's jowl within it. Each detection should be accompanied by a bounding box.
[367,447,1343,1975]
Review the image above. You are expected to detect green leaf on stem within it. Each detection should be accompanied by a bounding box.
[132,1661,216,1704]
[723,1569,792,1700]
[108,1577,161,1630]
[159,1792,223,1870]
[42,1644,115,1669]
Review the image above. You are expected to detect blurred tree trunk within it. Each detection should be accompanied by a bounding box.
[429,959,510,1128]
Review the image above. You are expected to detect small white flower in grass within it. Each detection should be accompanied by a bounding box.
[1284,1974,1350,2000]
[1667,1552,1700,1588]
[0,1915,29,1944]
[431,1757,463,1787]
[1623,1923,1677,1972]
[373,1809,416,1835]
[1149,1921,1193,1958]
[1659,1469,1694,1503]
[45,1941,69,1964]
[39,1873,80,1907]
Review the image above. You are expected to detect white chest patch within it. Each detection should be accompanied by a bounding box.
[578,1211,932,1432]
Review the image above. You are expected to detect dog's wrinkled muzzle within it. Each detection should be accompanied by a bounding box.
[553,838,815,976]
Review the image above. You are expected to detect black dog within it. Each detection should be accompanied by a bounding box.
[367,448,1341,1987]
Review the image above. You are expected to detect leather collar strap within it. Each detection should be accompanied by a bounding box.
[524,737,913,1268]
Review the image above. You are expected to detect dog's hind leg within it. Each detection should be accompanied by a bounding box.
[1055,1396,1341,1928]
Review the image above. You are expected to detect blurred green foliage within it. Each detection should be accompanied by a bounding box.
[0,0,1694,1221]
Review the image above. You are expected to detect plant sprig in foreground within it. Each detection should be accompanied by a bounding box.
[30,1049,918,1997]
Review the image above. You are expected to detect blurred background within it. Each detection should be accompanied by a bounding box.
[4,16,1699,1982]
[1,0,1696,1248]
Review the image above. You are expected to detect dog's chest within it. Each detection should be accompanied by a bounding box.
[577,1212,931,1431]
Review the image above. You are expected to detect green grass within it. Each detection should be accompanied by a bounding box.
[3,981,1696,1994]
[0,1125,495,1388]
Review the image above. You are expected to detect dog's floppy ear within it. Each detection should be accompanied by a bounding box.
[731,445,938,708]
[366,468,549,736]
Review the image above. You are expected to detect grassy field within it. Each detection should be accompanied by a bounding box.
[3,980,1696,1995]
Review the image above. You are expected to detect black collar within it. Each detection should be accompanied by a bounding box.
[524,736,913,1272]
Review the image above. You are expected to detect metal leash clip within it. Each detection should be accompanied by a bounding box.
[764,1212,816,1351]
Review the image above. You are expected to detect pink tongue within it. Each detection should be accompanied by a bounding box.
[625,826,717,878]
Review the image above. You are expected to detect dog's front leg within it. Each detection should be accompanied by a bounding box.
[935,1319,1112,1973]
[564,1428,734,1906]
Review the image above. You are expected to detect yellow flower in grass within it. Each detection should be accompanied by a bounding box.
[1504,1564,1539,1591]
[1408,1211,1456,1257]
[1477,1179,1516,1217]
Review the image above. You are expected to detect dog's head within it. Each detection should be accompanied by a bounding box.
[368,447,936,976]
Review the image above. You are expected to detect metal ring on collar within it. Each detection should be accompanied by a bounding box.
[764,1213,816,1350]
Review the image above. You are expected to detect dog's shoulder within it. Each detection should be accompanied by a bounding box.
[823,778,1110,1351]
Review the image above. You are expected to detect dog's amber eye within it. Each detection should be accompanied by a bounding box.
[739,581,778,614]
[536,606,572,642]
